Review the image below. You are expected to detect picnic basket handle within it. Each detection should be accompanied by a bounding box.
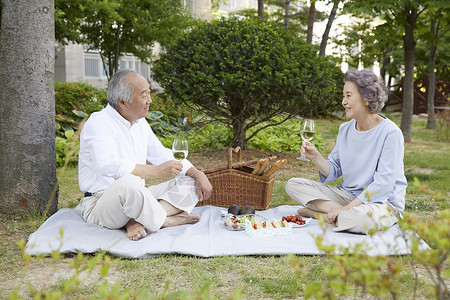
[227,146,242,169]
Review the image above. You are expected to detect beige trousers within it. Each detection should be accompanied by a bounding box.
[285,178,398,234]
[81,174,199,232]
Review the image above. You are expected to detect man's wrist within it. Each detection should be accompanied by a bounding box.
[186,167,205,179]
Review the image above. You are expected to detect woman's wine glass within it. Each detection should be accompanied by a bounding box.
[172,139,188,185]
[297,119,316,161]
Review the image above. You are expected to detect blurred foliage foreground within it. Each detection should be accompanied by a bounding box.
[12,191,449,299]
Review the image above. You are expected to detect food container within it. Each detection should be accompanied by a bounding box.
[201,147,277,210]
[223,215,259,231]
[244,219,292,237]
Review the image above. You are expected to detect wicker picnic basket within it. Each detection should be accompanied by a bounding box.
[199,147,277,210]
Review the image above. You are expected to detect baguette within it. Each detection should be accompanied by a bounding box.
[261,159,287,178]
[256,158,270,175]
[251,158,267,175]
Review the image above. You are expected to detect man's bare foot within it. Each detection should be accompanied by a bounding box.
[125,219,147,241]
[162,213,200,228]
[297,207,328,222]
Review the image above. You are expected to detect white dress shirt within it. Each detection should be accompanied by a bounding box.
[78,104,193,193]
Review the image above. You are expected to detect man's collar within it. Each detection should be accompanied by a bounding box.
[105,104,138,127]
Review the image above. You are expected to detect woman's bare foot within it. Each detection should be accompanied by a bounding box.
[162,212,200,227]
[297,207,328,222]
[125,219,147,241]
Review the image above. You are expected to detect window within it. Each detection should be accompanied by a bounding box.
[84,50,151,79]
[84,53,103,77]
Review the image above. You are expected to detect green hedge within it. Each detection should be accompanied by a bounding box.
[55,81,107,166]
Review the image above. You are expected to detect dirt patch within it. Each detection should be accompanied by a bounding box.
[405,167,434,175]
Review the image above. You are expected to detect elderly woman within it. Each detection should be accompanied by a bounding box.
[285,68,407,234]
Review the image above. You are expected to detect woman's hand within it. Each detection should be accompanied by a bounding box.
[301,141,330,176]
[327,198,363,225]
[327,207,346,224]
[301,141,320,160]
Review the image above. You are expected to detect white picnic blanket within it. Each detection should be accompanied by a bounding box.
[25,205,429,258]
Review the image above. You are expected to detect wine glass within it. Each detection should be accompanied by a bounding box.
[172,139,188,185]
[297,119,316,161]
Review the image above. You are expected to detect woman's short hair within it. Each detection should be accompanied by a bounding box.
[344,68,388,113]
[107,69,136,109]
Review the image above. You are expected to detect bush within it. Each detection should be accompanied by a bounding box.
[147,93,197,138]
[54,81,107,166]
[248,118,324,152]
[55,81,107,136]
[153,17,343,149]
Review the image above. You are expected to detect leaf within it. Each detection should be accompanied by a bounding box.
[146,111,164,120]
[64,129,75,139]
[72,109,88,118]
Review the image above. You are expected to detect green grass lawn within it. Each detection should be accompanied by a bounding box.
[0,115,448,299]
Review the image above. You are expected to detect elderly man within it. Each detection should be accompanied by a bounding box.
[78,69,212,240]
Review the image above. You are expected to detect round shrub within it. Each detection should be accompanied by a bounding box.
[153,17,342,149]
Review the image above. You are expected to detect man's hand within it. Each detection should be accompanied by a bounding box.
[156,160,183,178]
[132,161,182,179]
[186,167,212,201]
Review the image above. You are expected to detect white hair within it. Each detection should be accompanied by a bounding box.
[345,68,388,113]
[107,69,137,109]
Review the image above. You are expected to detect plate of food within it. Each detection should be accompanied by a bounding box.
[223,214,261,231]
[281,215,312,228]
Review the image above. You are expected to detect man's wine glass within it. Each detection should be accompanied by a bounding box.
[297,119,316,161]
[172,139,188,185]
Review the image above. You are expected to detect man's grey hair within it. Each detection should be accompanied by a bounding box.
[344,68,388,113]
[107,69,137,109]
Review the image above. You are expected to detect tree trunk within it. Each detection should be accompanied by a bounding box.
[400,7,417,142]
[232,119,247,149]
[0,0,58,216]
[284,0,290,30]
[380,45,392,79]
[114,25,121,74]
[306,1,316,44]
[381,26,399,79]
[426,20,438,130]
[258,0,264,21]
[319,0,338,57]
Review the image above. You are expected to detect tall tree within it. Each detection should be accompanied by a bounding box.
[399,2,421,142]
[284,0,291,30]
[416,7,450,129]
[55,0,193,80]
[306,0,316,43]
[0,0,57,216]
[258,0,264,20]
[344,0,428,142]
[265,0,326,38]
[425,18,439,129]
[319,0,339,57]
